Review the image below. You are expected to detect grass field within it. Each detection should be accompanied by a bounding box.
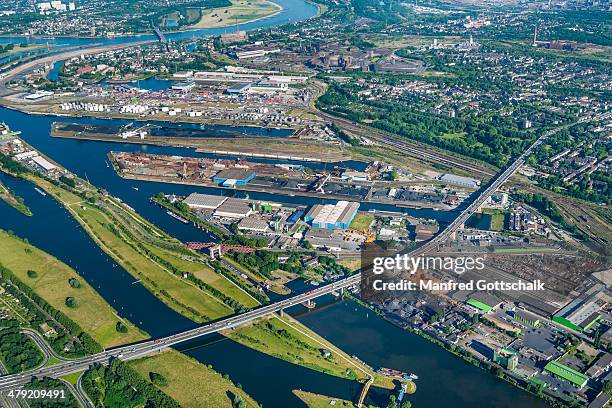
[292,390,354,408]
[349,213,375,230]
[144,244,259,308]
[130,349,260,408]
[30,176,234,323]
[0,229,147,348]
[189,0,281,29]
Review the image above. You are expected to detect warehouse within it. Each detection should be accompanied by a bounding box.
[238,216,269,233]
[214,198,253,218]
[544,361,589,388]
[212,169,256,187]
[183,193,227,210]
[552,297,602,333]
[31,155,56,173]
[439,174,480,188]
[511,309,541,328]
[466,292,502,313]
[304,201,359,229]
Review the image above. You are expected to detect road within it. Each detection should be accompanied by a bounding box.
[0,113,608,393]
[21,328,67,365]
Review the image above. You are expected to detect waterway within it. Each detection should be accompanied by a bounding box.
[0,0,319,47]
[0,0,547,402]
[0,114,547,407]
[0,107,455,222]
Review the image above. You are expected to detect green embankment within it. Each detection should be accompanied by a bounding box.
[130,350,260,408]
[0,229,146,348]
[31,176,238,323]
[0,181,31,216]
[292,390,354,408]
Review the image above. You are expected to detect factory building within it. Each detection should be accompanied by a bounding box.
[237,216,269,233]
[183,193,227,210]
[544,361,590,388]
[439,174,481,188]
[212,169,256,187]
[214,198,253,218]
[304,201,359,229]
[31,155,56,173]
[467,292,502,313]
[552,297,602,333]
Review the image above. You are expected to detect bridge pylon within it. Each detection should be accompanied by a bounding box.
[208,245,223,259]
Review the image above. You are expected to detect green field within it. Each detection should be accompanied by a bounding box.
[349,213,375,230]
[130,350,260,408]
[293,390,354,408]
[482,209,506,231]
[0,229,147,348]
[145,244,259,309]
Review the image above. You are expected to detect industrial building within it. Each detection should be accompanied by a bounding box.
[31,155,56,173]
[214,198,253,218]
[439,174,480,188]
[212,169,256,187]
[511,309,541,328]
[237,216,269,233]
[183,193,227,210]
[552,297,602,333]
[304,201,359,229]
[544,361,590,388]
[466,292,502,313]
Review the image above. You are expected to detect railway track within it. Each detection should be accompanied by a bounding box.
[315,109,497,178]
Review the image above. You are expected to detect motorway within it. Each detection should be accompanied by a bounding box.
[0,111,608,393]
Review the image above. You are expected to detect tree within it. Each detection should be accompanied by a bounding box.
[400,401,412,408]
[65,297,79,308]
[149,371,168,387]
[386,394,398,408]
[115,321,128,333]
[68,278,81,289]
[26,270,38,279]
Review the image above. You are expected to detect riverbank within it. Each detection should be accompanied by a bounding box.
[226,313,401,391]
[0,180,31,216]
[187,0,282,29]
[130,349,261,408]
[345,295,555,408]
[293,390,353,407]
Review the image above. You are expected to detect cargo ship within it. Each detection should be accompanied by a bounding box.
[378,367,418,380]
[34,187,47,196]
[166,210,189,224]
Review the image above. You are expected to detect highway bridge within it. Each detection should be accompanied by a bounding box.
[0,113,608,392]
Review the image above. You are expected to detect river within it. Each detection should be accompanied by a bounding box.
[0,0,319,48]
